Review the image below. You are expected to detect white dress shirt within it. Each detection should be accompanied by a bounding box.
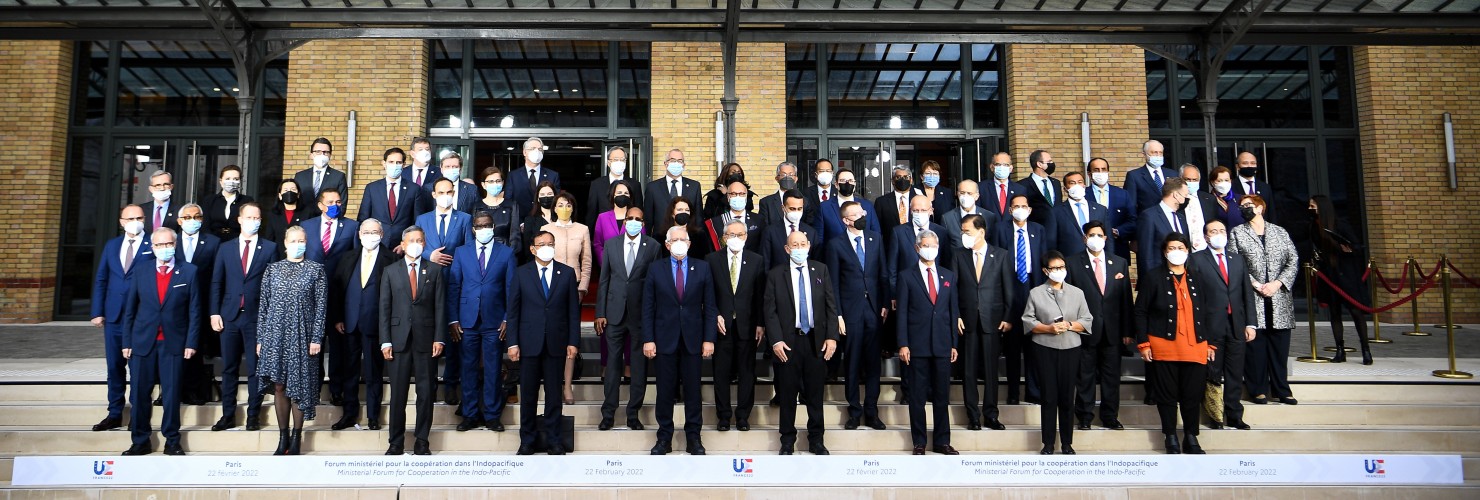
[790,263,811,330]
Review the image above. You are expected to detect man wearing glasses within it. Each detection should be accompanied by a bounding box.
[175,203,222,406]
[292,137,348,219]
[643,148,702,233]
[594,207,661,431]
[140,170,180,233]
[89,205,153,432]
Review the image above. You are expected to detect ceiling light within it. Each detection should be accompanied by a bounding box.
[888,116,902,129]
[499,115,514,128]
[925,116,939,129]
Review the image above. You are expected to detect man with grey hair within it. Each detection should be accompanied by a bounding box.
[1124,139,1177,215]
[642,224,717,455]
[329,217,397,431]
[758,161,801,227]
[585,145,644,227]
[643,148,701,232]
[380,224,447,456]
[122,226,201,456]
[507,136,561,214]
[895,228,960,455]
[140,170,180,233]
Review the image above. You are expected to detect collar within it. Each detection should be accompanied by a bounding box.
[1030,172,1051,184]
[1146,164,1161,173]
[364,245,379,257]
[1088,250,1104,261]
[837,195,854,203]
[313,167,328,175]
[1240,175,1257,183]
[624,233,642,242]
[961,206,977,216]
[671,255,687,266]
[405,257,421,267]
[537,261,552,272]
[157,259,175,272]
[1160,201,1178,213]
[436,207,454,216]
[918,260,937,275]
[609,173,624,182]
[527,165,541,172]
[729,248,744,258]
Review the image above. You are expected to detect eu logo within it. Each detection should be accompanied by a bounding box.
[731,458,754,475]
[93,460,114,476]
[1364,459,1385,475]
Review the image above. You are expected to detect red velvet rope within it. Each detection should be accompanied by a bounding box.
[1447,261,1480,288]
[1367,264,1408,294]
[1314,269,1437,315]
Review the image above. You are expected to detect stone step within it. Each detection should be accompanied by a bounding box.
[0,486,1475,498]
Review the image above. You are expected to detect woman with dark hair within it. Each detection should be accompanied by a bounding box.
[1309,195,1372,364]
[1227,194,1301,405]
[201,164,253,240]
[594,181,639,265]
[659,196,711,261]
[263,179,305,250]
[518,181,559,263]
[474,165,524,248]
[1134,232,1215,455]
[1022,250,1093,455]
[1209,166,1245,228]
[703,163,754,219]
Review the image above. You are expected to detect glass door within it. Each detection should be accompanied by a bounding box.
[182,140,241,204]
[830,140,895,203]
[956,136,1002,182]
[432,137,475,182]
[603,137,648,183]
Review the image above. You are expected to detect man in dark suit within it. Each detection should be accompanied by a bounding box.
[1123,139,1177,217]
[764,231,840,455]
[895,229,960,455]
[595,208,661,431]
[403,137,443,200]
[438,153,481,214]
[208,203,275,432]
[1136,178,1192,283]
[804,159,839,240]
[1179,163,1222,252]
[953,214,1015,431]
[89,205,152,432]
[585,146,643,228]
[887,195,951,293]
[504,137,562,215]
[644,148,702,233]
[1193,219,1258,430]
[292,137,349,219]
[417,178,474,403]
[1018,150,1062,231]
[121,228,201,456]
[1087,157,1138,260]
[302,188,358,409]
[824,201,890,430]
[704,181,763,254]
[941,180,992,255]
[1232,151,1276,223]
[706,220,766,432]
[1065,221,1133,431]
[642,226,718,455]
[1052,171,1111,256]
[358,148,424,252]
[175,203,220,406]
[983,152,1029,221]
[760,190,822,270]
[818,168,882,238]
[140,170,181,234]
[329,219,396,430]
[992,194,1047,404]
[507,230,581,455]
[757,161,802,227]
[448,211,519,432]
[873,165,922,250]
[379,226,448,456]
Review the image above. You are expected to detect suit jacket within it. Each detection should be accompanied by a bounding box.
[330,246,396,334]
[447,241,518,329]
[991,220,1049,290]
[92,234,154,321]
[1063,250,1133,347]
[1136,203,1190,281]
[980,179,1028,221]
[416,209,472,256]
[1123,164,1178,216]
[302,216,359,279]
[817,196,882,241]
[1051,199,1110,256]
[706,249,767,339]
[358,178,424,249]
[1190,249,1257,344]
[122,261,201,358]
[641,256,719,355]
[210,237,277,322]
[888,223,952,291]
[872,190,921,248]
[139,200,181,234]
[200,193,253,240]
[644,176,700,232]
[506,260,579,356]
[923,185,955,224]
[1232,176,1276,222]
[378,258,448,353]
[504,165,561,215]
[292,167,349,218]
[449,180,481,215]
[802,185,838,234]
[762,261,840,352]
[760,221,821,271]
[1018,175,1061,228]
[1090,184,1138,259]
[178,232,221,325]
[951,243,1016,335]
[824,230,889,328]
[263,202,306,247]
[895,263,959,358]
[704,213,762,253]
[595,234,662,326]
[1133,265,1213,346]
[402,164,445,198]
[1226,222,1299,329]
[585,176,644,228]
[755,192,788,228]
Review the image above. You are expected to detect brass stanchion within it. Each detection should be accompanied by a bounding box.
[1368,259,1392,344]
[1403,257,1431,336]
[1298,262,1332,363]
[1432,256,1472,379]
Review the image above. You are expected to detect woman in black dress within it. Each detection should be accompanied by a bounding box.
[473,165,524,248]
[518,181,558,263]
[200,165,252,240]
[1309,195,1372,365]
[263,179,305,250]
[256,225,327,455]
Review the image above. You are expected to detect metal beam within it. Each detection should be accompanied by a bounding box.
[721,0,740,166]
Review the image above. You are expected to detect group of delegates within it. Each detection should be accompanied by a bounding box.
[87,134,1371,458]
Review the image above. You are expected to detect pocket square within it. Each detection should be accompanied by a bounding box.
[1114,273,1125,280]
[172,283,187,288]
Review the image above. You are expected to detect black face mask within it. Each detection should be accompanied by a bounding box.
[538,196,556,209]
[779,178,797,191]
[673,212,691,226]
[852,216,868,231]
[726,173,745,185]
[1043,162,1057,175]
[892,177,912,193]
[837,183,856,197]
[1240,206,1257,220]
[613,194,631,208]
[281,192,299,205]
[1238,167,1258,178]
[1178,196,1190,210]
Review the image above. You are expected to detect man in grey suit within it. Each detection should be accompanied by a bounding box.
[594,207,660,431]
[293,137,349,219]
[379,226,447,456]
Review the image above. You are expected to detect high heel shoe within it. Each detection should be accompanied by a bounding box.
[1163,434,1181,454]
[273,430,290,456]
[1362,347,1373,365]
[287,429,303,455]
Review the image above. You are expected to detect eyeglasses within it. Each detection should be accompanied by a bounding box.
[724,233,746,239]
[1045,266,1067,272]
[312,150,331,156]
[179,215,203,221]
[666,158,685,163]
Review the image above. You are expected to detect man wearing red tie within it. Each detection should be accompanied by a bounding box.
[895,229,960,455]
[121,228,201,456]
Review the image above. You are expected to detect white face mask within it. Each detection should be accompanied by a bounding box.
[1209,233,1228,250]
[313,155,330,169]
[360,234,382,249]
[1011,207,1030,222]
[1214,181,1232,195]
[527,150,544,165]
[816,172,833,186]
[535,245,556,262]
[1047,269,1068,284]
[436,194,455,209]
[609,160,626,175]
[151,189,171,203]
[240,219,261,236]
[785,211,803,224]
[961,233,978,249]
[475,228,495,245]
[918,246,939,262]
[414,150,432,164]
[1091,171,1109,187]
[124,220,145,236]
[958,194,976,209]
[668,241,690,258]
[1166,249,1189,266]
[911,212,930,227]
[726,237,745,253]
[1086,235,1106,253]
[1067,185,1086,200]
[405,243,425,259]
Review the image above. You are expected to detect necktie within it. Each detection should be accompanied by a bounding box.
[415,168,424,186]
[438,214,448,242]
[853,236,865,268]
[539,266,549,298]
[154,205,163,228]
[1172,213,1183,233]
[241,240,251,273]
[675,261,685,300]
[1096,187,1107,207]
[897,196,907,223]
[124,239,136,272]
[313,170,323,193]
[974,251,984,280]
[625,241,636,274]
[797,266,812,332]
[478,245,488,276]
[1015,229,1029,283]
[387,183,398,220]
[528,169,538,195]
[998,183,1007,213]
[788,223,795,236]
[1153,169,1163,188]
[822,190,828,202]
[184,236,195,263]
[409,262,419,300]
[1093,257,1105,295]
[730,253,740,293]
[926,267,938,304]
[157,265,169,340]
[359,251,373,288]
[1247,181,1255,194]
[1218,253,1232,314]
[670,179,680,200]
[1076,202,1088,229]
[322,221,333,253]
[1041,179,1053,205]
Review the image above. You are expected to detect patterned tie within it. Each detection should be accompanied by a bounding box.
[409,262,418,301]
[387,183,398,220]
[540,266,549,299]
[1093,257,1105,295]
[1153,169,1163,188]
[322,221,332,253]
[1041,179,1053,205]
[154,205,164,228]
[674,261,685,301]
[797,266,812,332]
[670,179,679,200]
[897,196,907,224]
[415,168,424,186]
[821,190,828,202]
[853,236,865,268]
[1015,229,1029,283]
[730,253,740,293]
[926,267,938,304]
[478,244,488,276]
[313,170,323,193]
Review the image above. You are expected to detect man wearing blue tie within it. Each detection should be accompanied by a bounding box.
[121,228,201,456]
[643,226,718,456]
[507,231,580,455]
[416,178,472,406]
[1052,172,1111,256]
[992,194,1047,405]
[90,205,152,432]
[1123,140,1177,217]
[763,230,840,455]
[823,201,889,430]
[448,211,518,432]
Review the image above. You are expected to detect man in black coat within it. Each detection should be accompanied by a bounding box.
[378,226,447,456]
[762,231,840,455]
[1192,219,1258,429]
[1064,221,1133,431]
[952,214,1015,431]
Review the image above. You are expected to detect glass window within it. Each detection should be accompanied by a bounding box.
[787,44,819,129]
[56,137,105,317]
[971,44,1003,129]
[72,42,110,126]
[1179,46,1314,129]
[1146,52,1172,129]
[1318,46,1357,129]
[468,40,611,129]
[616,42,650,128]
[430,40,464,129]
[826,43,964,130]
[110,41,286,127]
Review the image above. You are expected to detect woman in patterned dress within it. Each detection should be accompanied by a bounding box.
[256,225,327,455]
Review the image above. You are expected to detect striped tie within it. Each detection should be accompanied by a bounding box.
[1015,228,1029,283]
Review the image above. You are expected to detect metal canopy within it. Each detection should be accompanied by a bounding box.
[3,0,1479,45]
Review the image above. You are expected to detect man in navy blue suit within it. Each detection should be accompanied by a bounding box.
[417,177,473,405]
[329,219,396,430]
[505,137,562,216]
[1087,158,1137,260]
[175,203,220,406]
[759,190,821,270]
[817,168,882,238]
[823,201,889,431]
[888,195,951,294]
[121,227,201,456]
[644,148,702,233]
[1233,151,1277,224]
[507,231,580,455]
[89,205,152,432]
[1123,139,1177,217]
[1018,149,1062,231]
[1052,171,1111,256]
[439,153,481,213]
[209,203,276,432]
[358,147,423,252]
[139,170,181,234]
[993,194,1047,405]
[983,152,1028,221]
[895,229,960,456]
[448,210,518,432]
[303,188,361,427]
[1136,178,1191,283]
[642,226,718,456]
[292,137,349,219]
[403,137,442,200]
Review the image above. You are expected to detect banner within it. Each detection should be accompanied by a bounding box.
[12,454,1461,487]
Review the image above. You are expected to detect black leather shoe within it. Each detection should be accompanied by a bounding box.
[1251,395,1268,405]
[912,445,926,455]
[650,441,672,455]
[153,396,163,406]
[1279,397,1299,405]
[456,417,483,432]
[717,421,730,432]
[1183,434,1205,454]
[547,444,566,455]
[1076,421,1091,431]
[736,421,751,432]
[1164,434,1181,454]
[486,420,504,432]
[985,419,1005,430]
[274,430,290,455]
[1331,349,1347,363]
[368,418,382,431]
[330,395,344,407]
[385,444,404,455]
[598,418,614,431]
[1362,348,1373,366]
[287,430,303,455]
[1007,398,1021,405]
[967,421,983,431]
[932,445,960,455]
[1040,445,1054,455]
[413,439,431,456]
[628,419,645,431]
[93,416,123,432]
[1103,419,1125,430]
[122,444,152,456]
[516,445,535,455]
[843,417,859,430]
[687,440,706,455]
[1024,397,1041,405]
[1208,421,1224,430]
[779,444,794,455]
[809,443,830,455]
[454,407,464,418]
[866,418,887,430]
[1061,445,1076,455]
[1143,396,1154,405]
[245,414,262,431]
[1229,419,1251,430]
[330,415,357,431]
[208,415,235,432]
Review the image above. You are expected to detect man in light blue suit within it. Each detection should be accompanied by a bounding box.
[89,204,152,432]
[448,210,518,432]
[417,177,473,405]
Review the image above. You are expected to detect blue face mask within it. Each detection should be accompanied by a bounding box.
[993,165,1012,180]
[728,196,746,212]
[385,163,404,179]
[484,182,503,197]
[789,248,809,265]
[325,204,343,219]
[666,162,685,177]
[181,220,202,235]
[624,219,643,236]
[154,247,176,263]
[922,173,941,188]
[1147,156,1165,168]
[285,242,307,260]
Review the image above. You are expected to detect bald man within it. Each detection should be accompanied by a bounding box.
[942,179,992,254]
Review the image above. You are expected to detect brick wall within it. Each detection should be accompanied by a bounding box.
[650,42,787,194]
[0,41,73,323]
[280,40,430,208]
[1354,46,1480,323]
[1005,44,1150,178]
